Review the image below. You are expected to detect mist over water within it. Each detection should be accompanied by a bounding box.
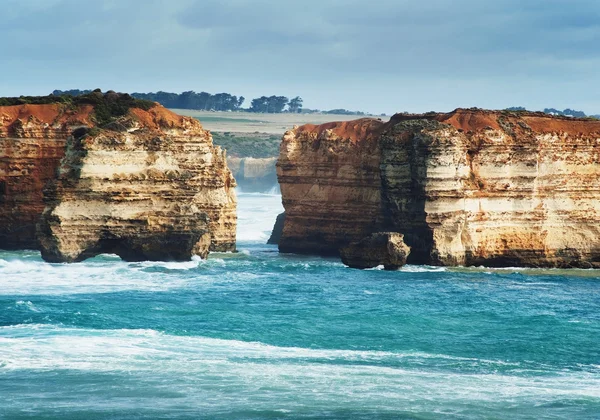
[1,192,600,419]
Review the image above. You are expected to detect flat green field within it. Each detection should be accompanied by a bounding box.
[170,110,389,158]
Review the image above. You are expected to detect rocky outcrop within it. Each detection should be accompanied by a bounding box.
[277,109,600,268]
[0,92,236,262]
[227,157,278,192]
[340,232,410,270]
[267,212,285,245]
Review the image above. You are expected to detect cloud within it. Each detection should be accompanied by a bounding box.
[1,0,599,114]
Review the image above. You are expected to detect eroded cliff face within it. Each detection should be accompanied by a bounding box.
[277,119,385,255]
[0,96,236,262]
[0,104,91,249]
[277,109,600,268]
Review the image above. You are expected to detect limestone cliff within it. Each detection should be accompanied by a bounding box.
[277,109,600,268]
[277,118,385,255]
[0,92,236,262]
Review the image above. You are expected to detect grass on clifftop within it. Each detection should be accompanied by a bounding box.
[0,89,156,127]
[211,132,280,158]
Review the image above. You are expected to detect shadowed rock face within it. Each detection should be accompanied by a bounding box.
[0,95,236,262]
[267,212,286,245]
[277,109,600,268]
[0,104,79,249]
[340,232,410,270]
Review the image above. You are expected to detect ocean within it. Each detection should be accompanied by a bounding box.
[1,193,599,419]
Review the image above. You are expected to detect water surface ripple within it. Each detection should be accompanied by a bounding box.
[1,193,599,419]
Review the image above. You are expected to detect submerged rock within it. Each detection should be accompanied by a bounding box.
[340,232,410,270]
[0,92,237,262]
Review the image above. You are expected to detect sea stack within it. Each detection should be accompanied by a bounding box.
[0,91,236,262]
[340,232,411,270]
[277,108,600,268]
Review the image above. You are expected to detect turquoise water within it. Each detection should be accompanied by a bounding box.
[1,193,600,419]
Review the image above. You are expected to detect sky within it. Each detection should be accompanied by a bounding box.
[1,0,599,114]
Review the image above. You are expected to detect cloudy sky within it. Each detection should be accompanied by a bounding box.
[2,0,599,114]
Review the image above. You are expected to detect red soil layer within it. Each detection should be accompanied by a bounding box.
[0,104,95,128]
[521,115,600,135]
[0,102,202,134]
[390,108,600,135]
[293,118,386,143]
[294,109,600,142]
[435,109,502,131]
[129,106,203,131]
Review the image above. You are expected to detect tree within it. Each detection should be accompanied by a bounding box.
[288,96,303,113]
[249,96,268,113]
[268,96,288,113]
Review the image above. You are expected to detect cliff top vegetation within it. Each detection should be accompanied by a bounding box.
[0,89,156,126]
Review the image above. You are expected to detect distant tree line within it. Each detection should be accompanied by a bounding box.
[505,106,597,118]
[247,96,303,113]
[133,91,245,111]
[543,108,586,118]
[296,107,370,115]
[322,109,366,115]
[53,89,245,112]
[51,90,308,113]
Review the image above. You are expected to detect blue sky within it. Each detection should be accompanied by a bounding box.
[2,0,599,114]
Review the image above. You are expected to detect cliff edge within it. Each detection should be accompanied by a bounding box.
[277,109,600,268]
[0,91,236,262]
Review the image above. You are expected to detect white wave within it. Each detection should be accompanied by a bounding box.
[136,255,204,270]
[400,265,447,273]
[267,184,281,195]
[235,190,282,197]
[236,192,283,243]
[0,324,518,366]
[0,256,206,295]
[0,251,274,295]
[359,264,445,272]
[365,265,385,270]
[15,300,41,312]
[1,325,599,405]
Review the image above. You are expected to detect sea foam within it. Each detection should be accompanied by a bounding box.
[1,324,599,407]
